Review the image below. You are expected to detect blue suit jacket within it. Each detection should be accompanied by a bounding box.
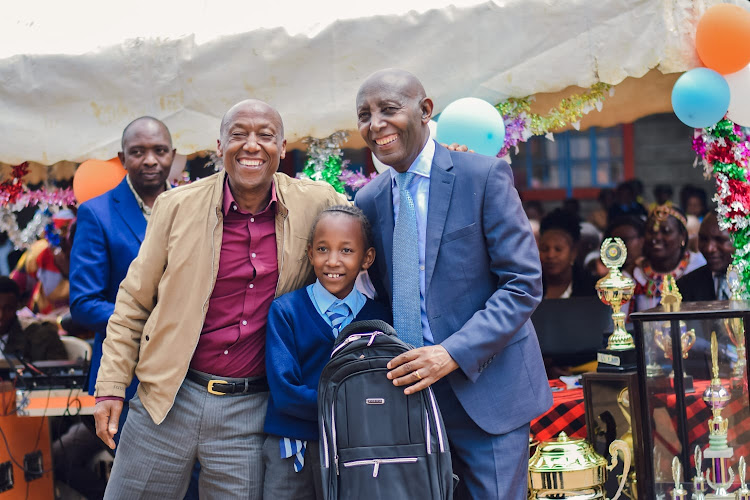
[355,143,552,434]
[70,177,142,397]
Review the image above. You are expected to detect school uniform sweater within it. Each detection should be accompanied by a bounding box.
[264,287,391,441]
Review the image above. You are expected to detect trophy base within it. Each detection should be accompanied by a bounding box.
[596,348,637,373]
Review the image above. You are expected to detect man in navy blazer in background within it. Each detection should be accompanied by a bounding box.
[354,69,552,499]
[70,116,175,436]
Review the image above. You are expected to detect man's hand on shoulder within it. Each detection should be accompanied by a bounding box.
[441,143,475,153]
[93,399,124,449]
[386,345,459,395]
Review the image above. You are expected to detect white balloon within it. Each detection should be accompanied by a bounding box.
[371,120,438,174]
[726,64,750,126]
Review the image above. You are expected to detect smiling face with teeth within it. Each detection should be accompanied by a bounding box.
[217,100,286,212]
[356,69,433,173]
[308,212,375,299]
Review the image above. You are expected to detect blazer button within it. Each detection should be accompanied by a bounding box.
[145,335,150,341]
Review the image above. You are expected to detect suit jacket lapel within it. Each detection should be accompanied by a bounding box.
[373,173,394,299]
[111,177,147,243]
[425,146,454,293]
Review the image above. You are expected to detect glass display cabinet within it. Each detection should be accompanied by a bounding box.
[630,300,750,499]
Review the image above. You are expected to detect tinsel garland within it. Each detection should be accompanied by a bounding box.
[0,162,76,250]
[692,118,750,295]
[496,82,614,156]
[299,131,348,194]
[340,169,377,190]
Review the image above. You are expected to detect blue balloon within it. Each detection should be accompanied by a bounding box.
[671,68,730,128]
[435,97,506,156]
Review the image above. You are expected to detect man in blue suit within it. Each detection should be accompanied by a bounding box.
[354,69,552,499]
[70,116,175,440]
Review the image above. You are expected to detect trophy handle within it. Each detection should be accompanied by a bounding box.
[607,439,632,500]
[723,318,737,346]
[654,329,668,357]
[682,328,696,357]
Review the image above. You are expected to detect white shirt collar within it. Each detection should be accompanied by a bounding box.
[389,138,435,186]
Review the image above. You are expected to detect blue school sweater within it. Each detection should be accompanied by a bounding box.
[264,287,391,441]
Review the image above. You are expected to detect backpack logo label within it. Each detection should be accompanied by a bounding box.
[366,398,385,405]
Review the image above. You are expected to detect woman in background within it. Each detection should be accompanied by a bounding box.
[631,204,706,312]
[539,209,598,299]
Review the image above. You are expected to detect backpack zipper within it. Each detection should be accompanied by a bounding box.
[331,402,339,475]
[321,417,329,469]
[428,387,445,453]
[330,331,384,357]
[425,409,431,455]
[343,457,418,478]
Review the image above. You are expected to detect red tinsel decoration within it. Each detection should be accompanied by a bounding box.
[0,162,29,204]
[725,178,750,223]
[707,144,737,165]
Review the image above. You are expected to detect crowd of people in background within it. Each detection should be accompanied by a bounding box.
[525,180,731,377]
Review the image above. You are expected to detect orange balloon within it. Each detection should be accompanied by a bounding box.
[73,158,126,204]
[696,4,750,75]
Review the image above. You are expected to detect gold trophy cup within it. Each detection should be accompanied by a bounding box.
[528,432,631,500]
[596,238,637,372]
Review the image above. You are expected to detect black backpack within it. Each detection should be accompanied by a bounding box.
[317,319,453,500]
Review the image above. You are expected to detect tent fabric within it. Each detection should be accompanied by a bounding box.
[0,0,734,164]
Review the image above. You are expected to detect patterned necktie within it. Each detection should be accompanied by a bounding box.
[326,301,350,336]
[392,172,423,347]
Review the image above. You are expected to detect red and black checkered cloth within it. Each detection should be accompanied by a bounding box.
[531,379,750,468]
[530,383,587,442]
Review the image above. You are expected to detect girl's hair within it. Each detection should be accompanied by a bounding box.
[539,208,581,243]
[309,205,374,249]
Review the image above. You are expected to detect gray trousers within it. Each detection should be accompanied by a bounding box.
[104,377,268,500]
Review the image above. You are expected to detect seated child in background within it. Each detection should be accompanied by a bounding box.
[263,205,391,500]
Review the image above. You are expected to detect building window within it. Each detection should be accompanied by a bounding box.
[511,124,631,200]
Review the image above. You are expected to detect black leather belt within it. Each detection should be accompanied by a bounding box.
[186,369,269,396]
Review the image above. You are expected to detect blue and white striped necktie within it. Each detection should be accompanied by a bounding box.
[326,301,350,336]
[392,172,423,347]
[280,438,306,472]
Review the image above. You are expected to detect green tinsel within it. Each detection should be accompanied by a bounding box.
[708,119,741,142]
[303,155,345,194]
[300,131,349,194]
[712,162,747,181]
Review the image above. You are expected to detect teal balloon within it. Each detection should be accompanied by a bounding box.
[435,97,505,156]
[671,68,730,128]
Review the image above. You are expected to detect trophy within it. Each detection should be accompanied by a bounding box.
[723,265,746,391]
[671,456,688,500]
[693,446,707,500]
[528,432,631,500]
[737,457,750,500]
[617,388,638,499]
[596,238,637,372]
[703,332,735,499]
[653,320,696,392]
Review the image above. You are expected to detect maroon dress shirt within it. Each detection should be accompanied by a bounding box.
[189,180,279,378]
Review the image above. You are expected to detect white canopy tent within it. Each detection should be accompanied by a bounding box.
[0,0,738,164]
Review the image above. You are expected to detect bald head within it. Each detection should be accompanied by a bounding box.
[220,99,284,140]
[357,69,426,105]
[356,69,433,173]
[121,116,171,150]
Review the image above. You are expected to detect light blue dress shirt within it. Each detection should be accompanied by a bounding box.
[389,138,435,344]
[306,279,366,335]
